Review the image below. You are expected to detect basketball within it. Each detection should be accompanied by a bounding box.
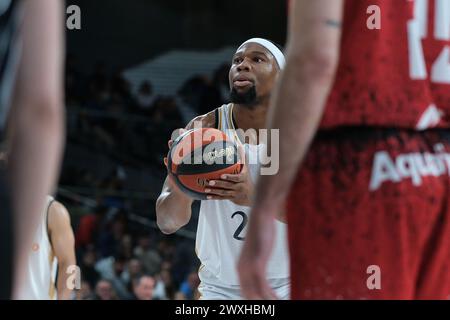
[167,128,242,200]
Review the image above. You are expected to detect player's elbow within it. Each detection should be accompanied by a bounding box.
[155,198,179,235]
[288,48,339,84]
[15,90,64,131]
[155,209,189,235]
[156,212,180,235]
[157,222,178,235]
[29,92,64,122]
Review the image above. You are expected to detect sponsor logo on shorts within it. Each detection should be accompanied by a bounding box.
[370,143,450,191]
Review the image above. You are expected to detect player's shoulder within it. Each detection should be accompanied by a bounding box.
[186,109,217,130]
[48,200,71,227]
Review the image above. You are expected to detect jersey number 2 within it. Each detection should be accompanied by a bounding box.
[232,211,248,241]
[408,0,450,84]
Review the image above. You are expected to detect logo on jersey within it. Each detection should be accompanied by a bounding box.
[32,243,40,252]
[416,104,443,130]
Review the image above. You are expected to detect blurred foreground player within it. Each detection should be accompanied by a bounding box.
[157,38,290,299]
[0,0,65,299]
[239,0,450,299]
[1,150,75,300]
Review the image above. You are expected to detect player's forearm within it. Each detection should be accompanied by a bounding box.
[156,186,193,234]
[253,54,337,214]
[57,262,74,300]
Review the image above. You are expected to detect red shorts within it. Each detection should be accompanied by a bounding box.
[287,128,450,300]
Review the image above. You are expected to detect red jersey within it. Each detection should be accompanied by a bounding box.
[320,0,450,130]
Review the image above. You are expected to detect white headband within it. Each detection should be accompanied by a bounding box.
[238,38,286,69]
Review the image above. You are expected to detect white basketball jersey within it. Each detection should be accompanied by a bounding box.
[16,196,58,300]
[196,103,290,285]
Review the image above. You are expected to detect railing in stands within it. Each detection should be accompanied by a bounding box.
[57,187,196,240]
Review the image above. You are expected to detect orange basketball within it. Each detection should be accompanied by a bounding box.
[167,128,242,200]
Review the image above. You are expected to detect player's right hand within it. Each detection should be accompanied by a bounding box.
[163,128,186,170]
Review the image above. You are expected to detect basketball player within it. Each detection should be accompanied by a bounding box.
[156,38,290,299]
[0,0,65,299]
[239,0,450,299]
[16,196,76,300]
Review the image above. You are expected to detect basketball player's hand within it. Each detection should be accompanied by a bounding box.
[238,209,279,300]
[205,147,254,206]
[163,128,186,168]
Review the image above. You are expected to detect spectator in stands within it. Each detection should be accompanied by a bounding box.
[153,268,175,300]
[75,205,107,250]
[117,234,134,260]
[131,274,155,300]
[179,271,200,300]
[134,234,162,276]
[97,210,128,257]
[79,246,101,289]
[95,254,131,300]
[94,279,117,300]
[121,257,143,290]
[157,239,176,261]
[75,280,94,300]
[160,260,172,272]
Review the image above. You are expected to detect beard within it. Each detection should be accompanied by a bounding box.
[230,86,258,107]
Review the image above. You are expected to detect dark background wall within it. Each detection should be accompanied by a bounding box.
[66,0,288,72]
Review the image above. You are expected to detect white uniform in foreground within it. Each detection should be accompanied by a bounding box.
[16,196,58,300]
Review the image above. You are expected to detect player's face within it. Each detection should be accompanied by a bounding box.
[229,43,279,106]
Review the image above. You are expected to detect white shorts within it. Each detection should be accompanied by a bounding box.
[198,267,290,300]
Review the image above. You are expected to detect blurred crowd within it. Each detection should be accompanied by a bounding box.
[74,206,200,300]
[61,54,231,300]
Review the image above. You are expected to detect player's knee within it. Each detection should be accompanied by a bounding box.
[16,93,63,128]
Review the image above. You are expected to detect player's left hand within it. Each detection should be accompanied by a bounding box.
[238,207,279,300]
[204,146,254,206]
